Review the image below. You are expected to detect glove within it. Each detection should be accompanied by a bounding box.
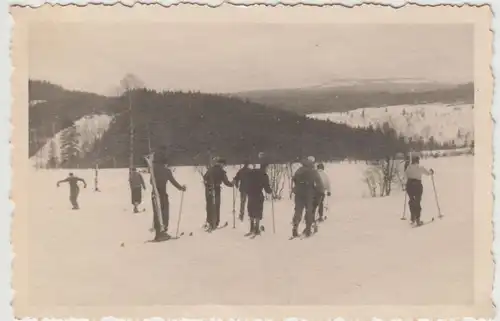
[181,185,187,192]
[327,192,331,197]
[430,169,435,175]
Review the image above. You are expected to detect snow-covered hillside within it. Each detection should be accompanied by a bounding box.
[30,114,114,168]
[308,103,473,146]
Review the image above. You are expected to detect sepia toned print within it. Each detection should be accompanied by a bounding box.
[10,3,493,320]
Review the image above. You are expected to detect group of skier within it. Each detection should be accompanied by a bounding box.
[136,149,334,241]
[54,148,435,240]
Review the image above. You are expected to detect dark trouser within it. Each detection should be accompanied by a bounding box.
[152,186,169,234]
[312,192,325,219]
[131,187,142,205]
[240,190,248,216]
[248,193,264,233]
[248,193,264,220]
[205,187,221,229]
[70,188,80,208]
[406,179,423,222]
[293,193,314,230]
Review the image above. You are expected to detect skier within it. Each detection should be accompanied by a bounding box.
[129,167,146,213]
[245,161,273,236]
[312,163,331,222]
[405,155,434,226]
[150,148,187,241]
[233,160,252,221]
[94,164,101,192]
[291,156,324,237]
[203,157,234,232]
[56,172,87,210]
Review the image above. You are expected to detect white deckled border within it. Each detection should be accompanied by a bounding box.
[2,1,498,320]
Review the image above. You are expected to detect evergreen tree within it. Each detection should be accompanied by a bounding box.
[60,122,80,168]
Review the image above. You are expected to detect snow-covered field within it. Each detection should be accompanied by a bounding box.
[23,155,473,306]
[308,103,473,146]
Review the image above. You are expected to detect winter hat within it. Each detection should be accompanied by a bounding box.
[301,156,315,167]
[216,157,227,165]
[153,152,168,164]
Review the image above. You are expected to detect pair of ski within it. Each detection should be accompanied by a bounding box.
[204,221,229,233]
[411,214,444,228]
[145,153,187,242]
[149,232,185,243]
[287,215,328,240]
[288,228,318,240]
[244,225,266,239]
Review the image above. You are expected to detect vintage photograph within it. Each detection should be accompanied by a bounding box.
[11,4,493,319]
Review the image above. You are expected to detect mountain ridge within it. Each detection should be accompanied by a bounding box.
[231,80,473,115]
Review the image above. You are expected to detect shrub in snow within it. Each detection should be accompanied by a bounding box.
[267,164,287,200]
[363,157,405,197]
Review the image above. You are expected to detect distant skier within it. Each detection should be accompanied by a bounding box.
[203,157,234,232]
[56,172,87,210]
[94,164,101,192]
[150,148,187,241]
[313,163,331,222]
[245,162,273,236]
[233,160,252,221]
[291,156,324,237]
[405,155,434,226]
[129,167,146,213]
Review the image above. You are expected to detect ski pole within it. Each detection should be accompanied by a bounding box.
[232,185,236,228]
[401,192,407,220]
[271,194,276,234]
[431,174,443,219]
[175,190,185,238]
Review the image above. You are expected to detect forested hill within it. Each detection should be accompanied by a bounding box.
[29,80,412,168]
[29,80,115,158]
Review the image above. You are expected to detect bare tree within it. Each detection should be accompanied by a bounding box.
[266,164,287,200]
[119,74,145,170]
[284,162,299,199]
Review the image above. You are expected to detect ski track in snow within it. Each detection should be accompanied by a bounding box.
[308,103,473,146]
[25,156,473,306]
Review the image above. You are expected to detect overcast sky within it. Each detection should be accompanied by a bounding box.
[29,23,473,95]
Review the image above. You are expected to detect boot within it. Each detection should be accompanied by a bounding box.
[292,226,299,238]
[133,204,139,213]
[154,230,171,242]
[254,220,261,235]
[245,219,255,236]
[416,211,422,226]
[303,225,312,237]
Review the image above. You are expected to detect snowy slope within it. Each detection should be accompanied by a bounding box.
[29,114,114,168]
[22,156,473,309]
[308,103,473,146]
